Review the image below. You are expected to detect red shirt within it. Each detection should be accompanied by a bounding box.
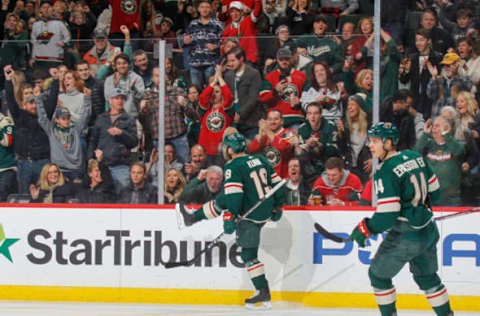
[221,0,262,64]
[109,0,141,33]
[248,128,294,178]
[312,170,363,206]
[198,85,234,155]
[259,69,307,125]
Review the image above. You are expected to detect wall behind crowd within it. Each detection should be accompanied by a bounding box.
[0,0,479,207]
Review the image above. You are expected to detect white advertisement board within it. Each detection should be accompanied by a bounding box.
[0,206,478,296]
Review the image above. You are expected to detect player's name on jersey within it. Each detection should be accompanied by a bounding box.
[392,157,426,178]
[247,158,262,169]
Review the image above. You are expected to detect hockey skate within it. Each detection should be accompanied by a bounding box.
[245,288,271,310]
[175,203,196,229]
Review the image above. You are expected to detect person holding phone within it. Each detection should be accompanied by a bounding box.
[259,47,307,129]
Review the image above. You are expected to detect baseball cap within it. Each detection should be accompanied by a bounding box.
[55,107,71,119]
[40,0,52,6]
[108,88,127,99]
[161,17,174,26]
[93,28,108,39]
[440,52,460,65]
[277,47,292,59]
[313,15,329,24]
[229,1,244,11]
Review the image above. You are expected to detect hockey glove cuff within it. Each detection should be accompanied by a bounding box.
[350,218,372,248]
[271,209,282,222]
[223,212,236,234]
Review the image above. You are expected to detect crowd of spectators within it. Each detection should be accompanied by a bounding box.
[0,0,480,207]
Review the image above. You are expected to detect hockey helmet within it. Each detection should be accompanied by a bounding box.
[367,122,399,145]
[223,132,247,154]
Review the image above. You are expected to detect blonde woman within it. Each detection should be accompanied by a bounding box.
[456,91,480,133]
[29,163,74,203]
[343,61,373,114]
[164,167,187,204]
[338,94,371,184]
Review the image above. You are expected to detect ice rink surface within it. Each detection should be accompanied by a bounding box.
[0,302,478,316]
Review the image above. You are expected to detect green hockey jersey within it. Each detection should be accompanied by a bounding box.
[370,150,440,235]
[223,154,284,221]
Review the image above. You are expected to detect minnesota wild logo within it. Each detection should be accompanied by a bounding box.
[264,146,281,167]
[206,112,225,132]
[121,0,137,14]
[280,83,299,103]
[0,224,19,263]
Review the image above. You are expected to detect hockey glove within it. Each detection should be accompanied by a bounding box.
[271,209,282,222]
[223,212,236,234]
[350,218,372,248]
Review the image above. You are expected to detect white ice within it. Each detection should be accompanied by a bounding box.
[0,302,478,316]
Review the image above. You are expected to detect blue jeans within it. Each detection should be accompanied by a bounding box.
[169,134,190,164]
[189,65,215,89]
[109,165,131,196]
[16,158,49,194]
[0,169,17,202]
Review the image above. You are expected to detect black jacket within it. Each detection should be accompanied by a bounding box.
[77,162,116,204]
[84,76,105,126]
[380,96,417,150]
[88,110,138,167]
[399,50,443,118]
[224,64,263,130]
[31,180,75,203]
[5,80,55,160]
[118,182,158,204]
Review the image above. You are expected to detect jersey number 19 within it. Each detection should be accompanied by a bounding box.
[249,168,271,200]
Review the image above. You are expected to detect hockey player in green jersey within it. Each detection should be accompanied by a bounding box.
[349,122,453,316]
[176,132,285,309]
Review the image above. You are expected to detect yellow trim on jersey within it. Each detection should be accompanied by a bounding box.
[0,286,477,311]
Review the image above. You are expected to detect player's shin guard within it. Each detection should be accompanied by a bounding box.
[369,269,397,316]
[425,285,452,316]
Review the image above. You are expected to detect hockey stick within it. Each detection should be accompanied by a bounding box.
[314,207,480,243]
[165,179,287,268]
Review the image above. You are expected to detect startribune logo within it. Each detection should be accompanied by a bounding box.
[0,224,19,262]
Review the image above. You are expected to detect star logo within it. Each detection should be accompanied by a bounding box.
[0,224,19,263]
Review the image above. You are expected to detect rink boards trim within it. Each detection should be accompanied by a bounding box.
[0,204,477,311]
[0,285,478,310]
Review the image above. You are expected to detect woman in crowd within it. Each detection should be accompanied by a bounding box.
[58,70,91,128]
[456,91,480,135]
[166,57,187,91]
[198,66,234,165]
[261,25,297,72]
[285,0,314,35]
[343,59,373,115]
[185,84,202,147]
[350,16,373,74]
[300,61,342,121]
[164,167,187,204]
[29,163,75,203]
[338,94,371,184]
